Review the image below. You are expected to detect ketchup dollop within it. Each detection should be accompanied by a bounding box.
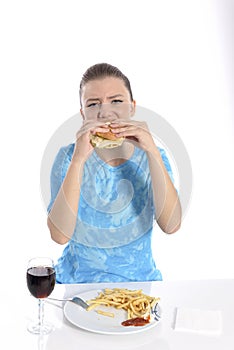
[121,317,150,327]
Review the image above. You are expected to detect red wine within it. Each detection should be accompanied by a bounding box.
[27,266,56,298]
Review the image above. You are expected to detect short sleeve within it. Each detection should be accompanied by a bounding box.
[158,147,174,184]
[47,144,74,213]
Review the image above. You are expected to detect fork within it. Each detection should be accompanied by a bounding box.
[47,296,89,309]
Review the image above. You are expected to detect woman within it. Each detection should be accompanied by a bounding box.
[47,63,181,283]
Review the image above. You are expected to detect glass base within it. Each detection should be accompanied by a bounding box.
[27,321,54,335]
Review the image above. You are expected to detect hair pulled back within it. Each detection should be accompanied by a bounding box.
[79,63,133,106]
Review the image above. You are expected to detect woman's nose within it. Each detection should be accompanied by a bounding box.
[98,103,114,119]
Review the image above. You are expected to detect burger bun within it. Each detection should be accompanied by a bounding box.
[90,130,125,149]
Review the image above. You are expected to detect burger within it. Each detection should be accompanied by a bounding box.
[90,129,125,149]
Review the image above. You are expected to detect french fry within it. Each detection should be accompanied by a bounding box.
[96,310,115,318]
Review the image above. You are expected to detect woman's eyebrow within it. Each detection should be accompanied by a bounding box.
[86,94,124,104]
[108,94,124,99]
[86,98,100,104]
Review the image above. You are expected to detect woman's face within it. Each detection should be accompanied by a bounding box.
[80,77,135,121]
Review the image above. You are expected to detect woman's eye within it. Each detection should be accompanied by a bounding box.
[87,102,99,108]
[111,99,123,104]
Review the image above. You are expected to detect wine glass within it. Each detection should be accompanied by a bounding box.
[26,257,56,335]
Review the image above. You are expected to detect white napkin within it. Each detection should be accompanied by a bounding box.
[174,307,222,335]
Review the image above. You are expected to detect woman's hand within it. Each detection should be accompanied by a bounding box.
[110,120,157,153]
[72,120,110,161]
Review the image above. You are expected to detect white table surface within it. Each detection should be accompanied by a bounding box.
[2,279,234,350]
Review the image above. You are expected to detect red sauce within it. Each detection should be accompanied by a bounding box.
[121,317,150,327]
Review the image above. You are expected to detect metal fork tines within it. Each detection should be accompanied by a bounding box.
[47,296,89,309]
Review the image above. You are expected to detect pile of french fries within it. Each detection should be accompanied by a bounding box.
[86,288,160,319]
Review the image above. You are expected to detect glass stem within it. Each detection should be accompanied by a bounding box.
[38,298,44,329]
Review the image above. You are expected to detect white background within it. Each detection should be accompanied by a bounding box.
[0,0,233,286]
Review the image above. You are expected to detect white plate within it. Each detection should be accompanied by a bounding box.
[63,289,161,335]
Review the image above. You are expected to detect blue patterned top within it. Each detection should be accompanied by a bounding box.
[48,144,173,283]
